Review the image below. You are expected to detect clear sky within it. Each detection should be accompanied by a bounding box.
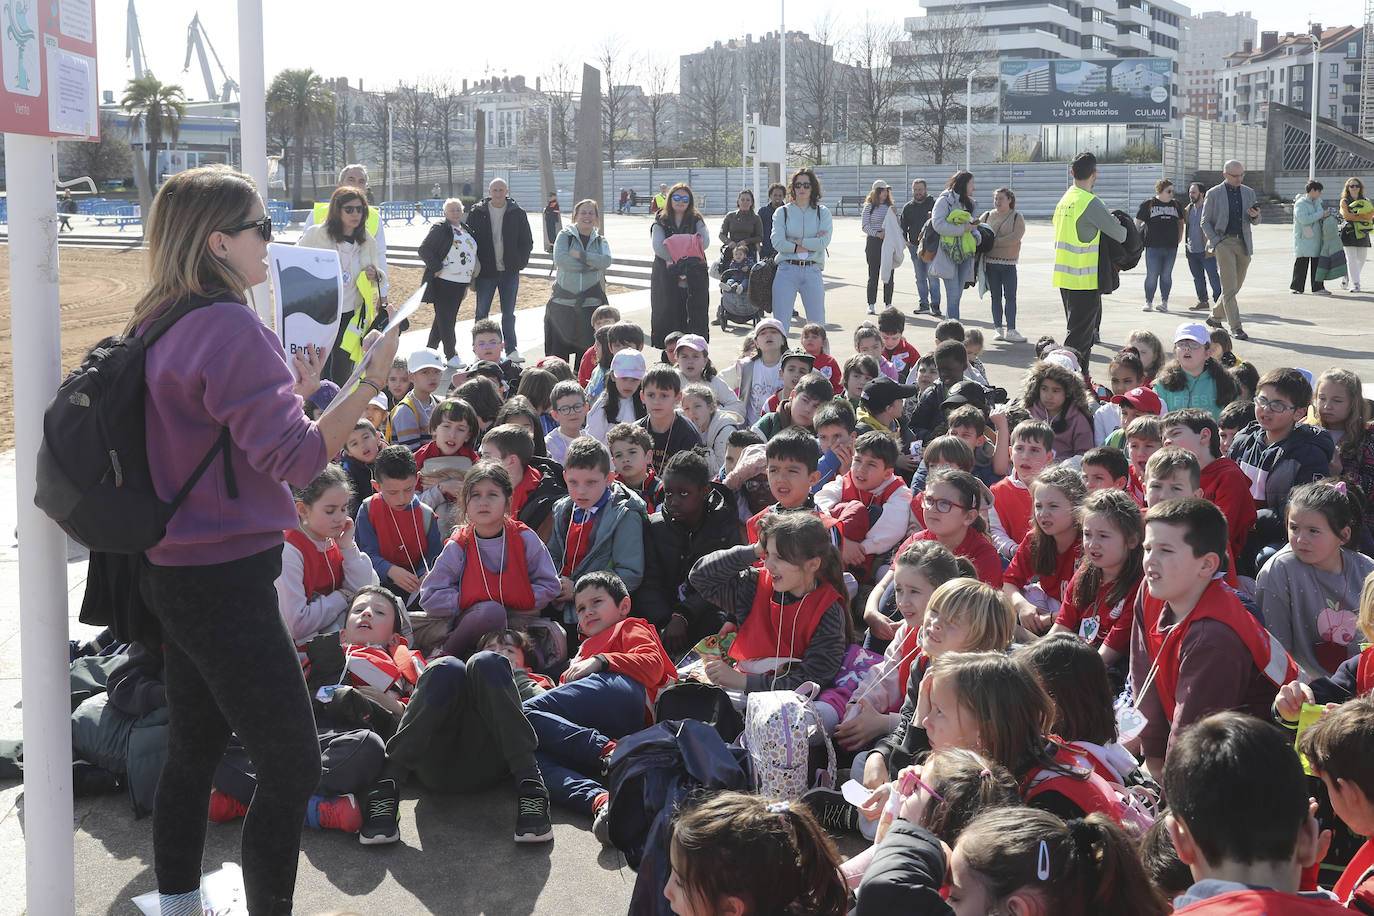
[102,0,1355,104]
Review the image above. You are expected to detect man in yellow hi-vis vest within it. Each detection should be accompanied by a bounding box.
[1052,152,1126,372]
[304,163,390,310]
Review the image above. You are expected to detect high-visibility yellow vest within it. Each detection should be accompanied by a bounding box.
[340,271,378,364]
[1052,185,1100,291]
[313,200,380,239]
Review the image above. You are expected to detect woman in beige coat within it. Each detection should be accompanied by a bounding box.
[298,185,388,382]
[980,187,1026,342]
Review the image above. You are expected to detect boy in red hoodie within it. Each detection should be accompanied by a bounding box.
[1162,408,1257,572]
[521,570,676,845]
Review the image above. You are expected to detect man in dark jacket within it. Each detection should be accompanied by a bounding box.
[465,178,535,355]
[636,476,740,655]
[899,179,940,315]
[757,183,786,259]
[542,192,561,253]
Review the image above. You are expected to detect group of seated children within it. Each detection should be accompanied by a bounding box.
[66,301,1374,914]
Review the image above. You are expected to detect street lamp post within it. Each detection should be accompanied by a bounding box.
[966,68,976,172]
[1309,29,1320,181]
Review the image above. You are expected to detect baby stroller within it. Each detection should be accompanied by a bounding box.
[717,258,763,330]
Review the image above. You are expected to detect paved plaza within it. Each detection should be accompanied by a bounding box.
[2,213,1374,914]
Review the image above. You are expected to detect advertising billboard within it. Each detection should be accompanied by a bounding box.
[999,58,1171,124]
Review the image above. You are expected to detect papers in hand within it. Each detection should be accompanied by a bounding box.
[339,283,427,394]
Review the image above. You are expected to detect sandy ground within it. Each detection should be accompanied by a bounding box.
[0,246,626,451]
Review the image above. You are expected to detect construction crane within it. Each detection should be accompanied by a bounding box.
[183,12,239,102]
[126,0,147,79]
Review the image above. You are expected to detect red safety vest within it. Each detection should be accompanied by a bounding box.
[1356,645,1374,697]
[367,496,433,574]
[450,518,537,613]
[838,473,905,509]
[1022,741,1136,828]
[1142,580,1297,721]
[284,528,343,600]
[729,567,840,663]
[745,506,842,544]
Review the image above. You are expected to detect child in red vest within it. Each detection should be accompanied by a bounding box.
[743,427,842,545]
[608,422,665,513]
[1130,498,1298,778]
[1052,488,1143,669]
[1167,712,1348,914]
[815,429,914,580]
[477,423,567,542]
[1298,694,1374,912]
[688,512,851,694]
[354,445,444,605]
[989,419,1055,558]
[416,461,561,658]
[277,465,379,642]
[1003,466,1085,637]
[521,571,675,845]
[1162,408,1257,570]
[415,397,480,533]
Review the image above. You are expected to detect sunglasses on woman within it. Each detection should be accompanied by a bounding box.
[219,215,273,242]
[340,204,365,215]
[670,194,690,202]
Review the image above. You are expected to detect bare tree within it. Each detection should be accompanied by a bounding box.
[898,8,992,163]
[597,37,638,167]
[683,57,738,168]
[540,60,578,169]
[392,82,435,198]
[791,16,841,164]
[427,78,462,195]
[847,17,905,165]
[59,113,133,189]
[331,89,358,171]
[745,40,780,127]
[363,91,394,200]
[639,55,674,167]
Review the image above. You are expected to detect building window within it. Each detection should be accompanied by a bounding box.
[1293,86,1304,102]
[1329,105,1336,118]
[1330,63,1339,77]
[1351,42,1359,58]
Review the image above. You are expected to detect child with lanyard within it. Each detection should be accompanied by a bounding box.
[353,445,443,606]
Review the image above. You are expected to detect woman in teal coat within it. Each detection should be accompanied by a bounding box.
[1291,180,1331,294]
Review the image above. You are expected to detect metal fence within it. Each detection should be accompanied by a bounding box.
[1163,117,1268,178]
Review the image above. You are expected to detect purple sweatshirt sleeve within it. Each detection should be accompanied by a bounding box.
[144,301,329,565]
[418,538,464,617]
[523,528,562,608]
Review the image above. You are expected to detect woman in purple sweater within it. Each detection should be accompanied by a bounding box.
[133,166,398,916]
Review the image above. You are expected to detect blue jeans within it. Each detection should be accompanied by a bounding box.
[907,244,940,306]
[984,262,1018,329]
[1143,247,1178,306]
[1186,250,1222,302]
[522,671,647,813]
[941,276,964,319]
[771,260,826,327]
[473,269,522,354]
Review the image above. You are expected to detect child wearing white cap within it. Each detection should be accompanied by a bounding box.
[390,348,445,449]
[735,317,789,425]
[1152,322,1239,420]
[586,349,648,442]
[673,333,744,416]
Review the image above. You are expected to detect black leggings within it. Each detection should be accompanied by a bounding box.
[865,235,893,307]
[146,547,321,915]
[426,277,469,359]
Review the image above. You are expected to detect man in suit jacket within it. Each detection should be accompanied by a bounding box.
[1200,159,1262,341]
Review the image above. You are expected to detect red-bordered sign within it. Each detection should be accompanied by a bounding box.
[0,0,98,139]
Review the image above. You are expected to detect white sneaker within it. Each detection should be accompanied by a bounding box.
[1004,328,1026,343]
[1354,284,1363,292]
[866,303,876,314]
[1156,302,1169,312]
[994,326,1005,341]
[1141,303,1154,312]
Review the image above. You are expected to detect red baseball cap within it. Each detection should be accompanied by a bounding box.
[1110,386,1163,415]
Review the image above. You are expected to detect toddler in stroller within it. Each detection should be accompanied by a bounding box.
[717,245,762,329]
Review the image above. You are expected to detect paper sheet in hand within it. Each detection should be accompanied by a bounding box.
[271,243,342,367]
[339,283,427,393]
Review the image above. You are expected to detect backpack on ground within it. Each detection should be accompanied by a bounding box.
[34,294,236,553]
[741,683,836,800]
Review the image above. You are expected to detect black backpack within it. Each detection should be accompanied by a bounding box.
[35,294,237,553]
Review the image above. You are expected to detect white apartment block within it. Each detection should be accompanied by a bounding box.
[907,0,1189,119]
[1216,24,1365,133]
[1179,10,1257,119]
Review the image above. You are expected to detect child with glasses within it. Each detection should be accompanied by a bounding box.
[544,380,588,464]
[1228,368,1336,576]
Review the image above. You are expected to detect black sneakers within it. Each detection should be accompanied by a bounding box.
[515,779,554,844]
[801,787,860,836]
[359,778,400,846]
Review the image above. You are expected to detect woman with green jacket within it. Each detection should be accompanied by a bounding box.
[545,198,613,362]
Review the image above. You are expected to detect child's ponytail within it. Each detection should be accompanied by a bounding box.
[787,803,851,916]
[1072,814,1171,916]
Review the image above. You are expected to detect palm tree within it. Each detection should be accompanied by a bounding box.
[120,74,186,220]
[267,69,336,208]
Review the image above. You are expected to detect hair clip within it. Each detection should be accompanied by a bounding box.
[979,767,991,778]
[1325,480,1349,495]
[765,801,791,815]
[1037,839,1051,881]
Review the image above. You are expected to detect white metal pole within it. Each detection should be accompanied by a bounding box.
[236,0,271,321]
[387,104,394,202]
[966,69,975,172]
[742,86,748,196]
[779,1,787,174]
[8,132,74,915]
[1309,33,1319,181]
[753,113,761,204]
